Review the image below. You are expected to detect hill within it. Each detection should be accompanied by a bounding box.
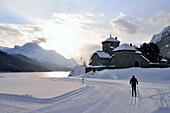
[0,51,51,72]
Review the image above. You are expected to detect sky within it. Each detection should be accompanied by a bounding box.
[0,0,170,63]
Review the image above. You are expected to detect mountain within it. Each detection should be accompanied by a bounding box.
[150,26,170,63]
[0,43,78,68]
[0,51,51,72]
[68,58,78,67]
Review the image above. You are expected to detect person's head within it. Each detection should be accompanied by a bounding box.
[132,75,135,78]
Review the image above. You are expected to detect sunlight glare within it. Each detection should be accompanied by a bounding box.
[46,72,69,78]
[42,20,80,58]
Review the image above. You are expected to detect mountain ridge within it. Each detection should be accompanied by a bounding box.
[0,51,50,72]
[150,26,170,63]
[0,42,78,68]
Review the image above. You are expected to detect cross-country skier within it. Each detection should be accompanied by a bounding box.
[129,75,138,97]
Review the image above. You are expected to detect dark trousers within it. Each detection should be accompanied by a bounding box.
[132,85,137,97]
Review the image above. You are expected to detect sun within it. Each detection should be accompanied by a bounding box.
[41,20,81,58]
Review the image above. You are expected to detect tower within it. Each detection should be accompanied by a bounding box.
[102,34,120,55]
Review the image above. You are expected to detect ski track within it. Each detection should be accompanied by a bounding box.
[1,78,170,113]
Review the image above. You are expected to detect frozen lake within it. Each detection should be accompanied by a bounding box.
[1,68,170,113]
[0,71,70,78]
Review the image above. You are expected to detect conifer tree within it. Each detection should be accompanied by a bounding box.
[138,43,162,63]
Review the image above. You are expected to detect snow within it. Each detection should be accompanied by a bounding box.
[141,55,150,62]
[165,44,169,48]
[0,43,78,67]
[135,51,142,54]
[1,68,170,113]
[113,43,137,52]
[150,26,170,43]
[94,50,110,58]
[87,65,111,68]
[69,65,86,76]
[110,46,114,49]
[81,67,170,84]
[102,36,120,43]
[161,59,168,62]
[0,72,79,98]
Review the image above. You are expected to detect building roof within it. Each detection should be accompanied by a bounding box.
[102,35,120,44]
[135,51,142,54]
[113,43,137,52]
[93,50,110,59]
[141,55,150,62]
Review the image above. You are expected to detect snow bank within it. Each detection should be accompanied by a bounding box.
[81,67,170,84]
[69,65,85,76]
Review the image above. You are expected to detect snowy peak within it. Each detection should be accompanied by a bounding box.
[150,26,170,43]
[14,45,21,49]
[4,43,43,55]
[13,43,41,50]
[9,43,43,54]
[16,43,43,51]
[150,26,170,63]
[22,43,42,49]
[0,42,78,68]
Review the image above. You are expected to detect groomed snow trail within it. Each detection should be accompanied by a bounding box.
[0,78,170,113]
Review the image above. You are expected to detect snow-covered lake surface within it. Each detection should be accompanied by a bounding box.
[0,68,170,113]
[0,71,70,78]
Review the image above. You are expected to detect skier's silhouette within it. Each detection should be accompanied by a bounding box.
[129,75,138,97]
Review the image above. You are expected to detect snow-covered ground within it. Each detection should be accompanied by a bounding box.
[0,68,170,113]
[81,67,170,84]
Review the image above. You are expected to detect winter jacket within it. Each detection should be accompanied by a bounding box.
[129,77,138,86]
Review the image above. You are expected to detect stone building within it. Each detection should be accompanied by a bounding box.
[89,50,110,66]
[89,35,150,68]
[111,44,149,68]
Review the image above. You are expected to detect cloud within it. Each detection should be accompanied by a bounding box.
[74,44,101,63]
[117,12,126,19]
[136,17,144,23]
[81,24,106,33]
[86,13,95,17]
[148,10,170,26]
[51,13,94,26]
[22,25,42,32]
[99,13,105,17]
[0,23,46,48]
[110,12,139,36]
[0,39,5,43]
[136,10,170,27]
[0,24,24,37]
[31,37,47,44]
[111,19,139,35]
[0,12,110,61]
[0,23,44,39]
